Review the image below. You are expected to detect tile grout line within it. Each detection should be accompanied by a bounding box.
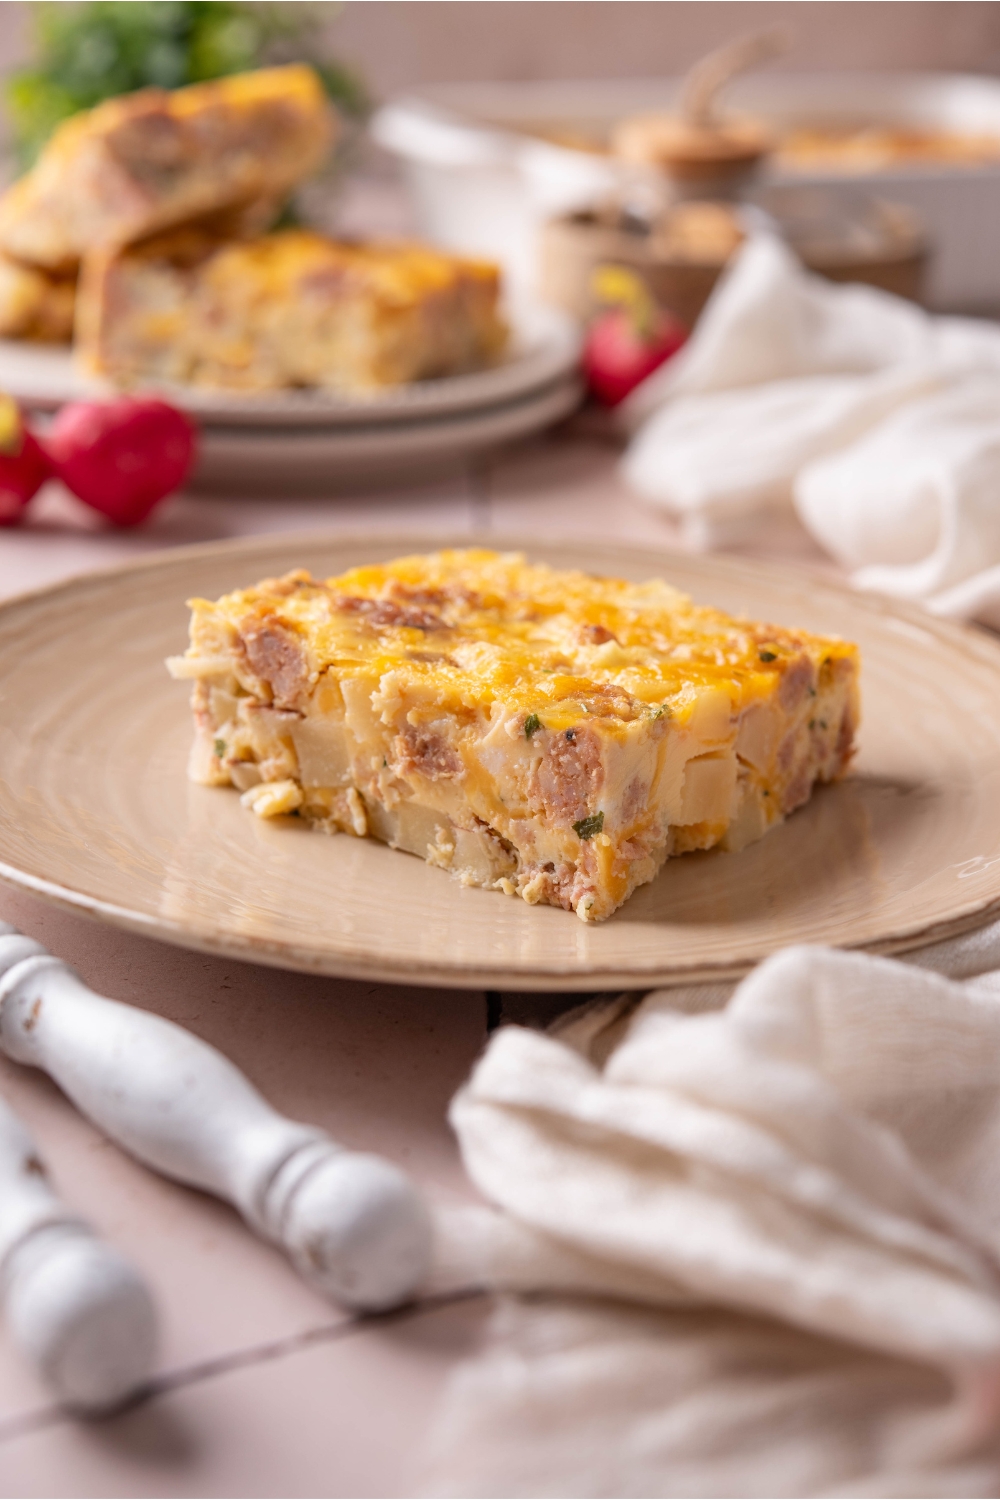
[0,1288,488,1447]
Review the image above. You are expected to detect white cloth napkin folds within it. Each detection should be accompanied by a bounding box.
[622,236,1000,627]
[425,932,1000,1497]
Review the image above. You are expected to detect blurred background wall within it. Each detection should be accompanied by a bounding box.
[2,2,1000,114]
[332,3,1000,93]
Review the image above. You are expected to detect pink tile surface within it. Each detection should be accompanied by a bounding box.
[0,1296,489,1499]
[0,474,480,602]
[486,430,837,572]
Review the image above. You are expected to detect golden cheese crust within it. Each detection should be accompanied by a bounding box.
[78,230,507,392]
[167,549,860,921]
[0,65,335,274]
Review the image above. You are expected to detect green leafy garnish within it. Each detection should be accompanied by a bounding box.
[758,650,777,663]
[573,812,604,841]
[524,712,542,739]
[213,737,226,758]
[649,703,672,720]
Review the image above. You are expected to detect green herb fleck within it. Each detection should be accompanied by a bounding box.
[382,756,387,768]
[573,812,604,841]
[758,649,777,663]
[808,686,817,697]
[213,738,226,758]
[763,789,770,797]
[819,720,828,730]
[650,703,672,720]
[524,713,542,739]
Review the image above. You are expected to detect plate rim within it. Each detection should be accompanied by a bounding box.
[195,374,584,447]
[188,377,585,490]
[3,528,1000,991]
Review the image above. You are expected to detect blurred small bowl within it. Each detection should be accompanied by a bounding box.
[539,191,928,326]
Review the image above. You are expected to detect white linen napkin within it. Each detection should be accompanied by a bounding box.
[622,236,1000,624]
[797,378,1000,625]
[422,927,1000,1498]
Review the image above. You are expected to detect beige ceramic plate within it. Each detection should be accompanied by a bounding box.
[2,533,1000,991]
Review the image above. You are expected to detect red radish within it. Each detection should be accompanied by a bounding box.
[583,266,687,408]
[47,397,196,526]
[0,394,51,526]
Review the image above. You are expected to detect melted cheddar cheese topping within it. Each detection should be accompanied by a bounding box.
[191,548,857,733]
[195,234,502,310]
[176,549,860,923]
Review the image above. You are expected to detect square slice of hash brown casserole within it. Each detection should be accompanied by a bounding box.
[167,550,860,921]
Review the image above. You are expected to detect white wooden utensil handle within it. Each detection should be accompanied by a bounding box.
[0,1077,156,1411]
[0,927,432,1313]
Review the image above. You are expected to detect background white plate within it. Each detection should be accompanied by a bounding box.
[191,375,584,492]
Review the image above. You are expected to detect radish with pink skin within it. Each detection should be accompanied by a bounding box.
[0,395,52,526]
[583,266,687,408]
[47,398,197,527]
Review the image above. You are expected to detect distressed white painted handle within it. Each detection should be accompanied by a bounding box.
[0,1076,156,1410]
[0,928,432,1313]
